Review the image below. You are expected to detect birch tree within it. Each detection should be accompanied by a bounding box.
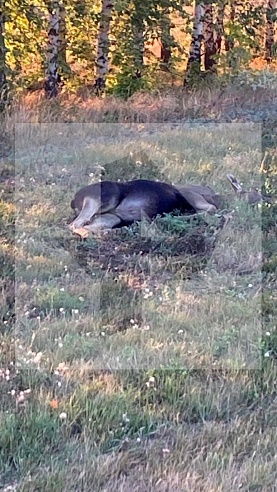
[215,0,226,55]
[224,2,235,54]
[0,0,7,104]
[203,0,217,72]
[94,0,114,94]
[44,1,61,98]
[265,0,276,63]
[58,2,67,69]
[185,0,205,79]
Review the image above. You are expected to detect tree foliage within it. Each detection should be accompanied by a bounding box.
[0,0,276,98]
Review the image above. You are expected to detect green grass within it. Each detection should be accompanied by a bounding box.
[0,96,277,491]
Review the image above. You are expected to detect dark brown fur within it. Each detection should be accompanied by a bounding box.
[69,175,268,234]
[69,179,199,232]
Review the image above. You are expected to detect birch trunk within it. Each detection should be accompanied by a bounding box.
[45,1,61,98]
[265,0,276,63]
[215,0,226,55]
[224,3,235,53]
[186,1,205,74]
[0,0,7,102]
[203,1,217,72]
[94,0,114,94]
[58,3,67,69]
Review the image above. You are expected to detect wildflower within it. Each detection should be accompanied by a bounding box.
[146,376,156,388]
[33,352,42,364]
[59,412,67,420]
[50,399,59,409]
[16,392,25,404]
[122,413,130,423]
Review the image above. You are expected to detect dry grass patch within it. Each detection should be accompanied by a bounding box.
[8,81,277,126]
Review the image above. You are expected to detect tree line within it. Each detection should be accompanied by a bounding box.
[0,0,276,103]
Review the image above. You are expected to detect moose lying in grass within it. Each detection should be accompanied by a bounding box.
[69,174,267,237]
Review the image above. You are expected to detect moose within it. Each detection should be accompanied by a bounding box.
[69,174,267,236]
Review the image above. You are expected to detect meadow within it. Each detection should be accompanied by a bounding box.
[0,83,277,491]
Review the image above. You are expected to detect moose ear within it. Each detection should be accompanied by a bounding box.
[71,199,76,210]
[226,174,243,193]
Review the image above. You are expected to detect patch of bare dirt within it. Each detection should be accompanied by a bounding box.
[68,224,215,279]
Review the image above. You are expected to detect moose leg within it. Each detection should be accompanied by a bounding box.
[83,213,122,233]
[69,196,101,230]
[178,188,218,214]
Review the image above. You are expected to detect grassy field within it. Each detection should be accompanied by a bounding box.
[0,84,277,491]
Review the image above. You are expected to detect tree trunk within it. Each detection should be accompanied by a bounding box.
[203,1,217,72]
[94,0,114,94]
[224,2,235,53]
[185,1,205,77]
[58,2,67,69]
[131,0,144,79]
[45,1,61,99]
[265,0,276,63]
[160,9,172,70]
[0,0,7,106]
[215,0,226,55]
